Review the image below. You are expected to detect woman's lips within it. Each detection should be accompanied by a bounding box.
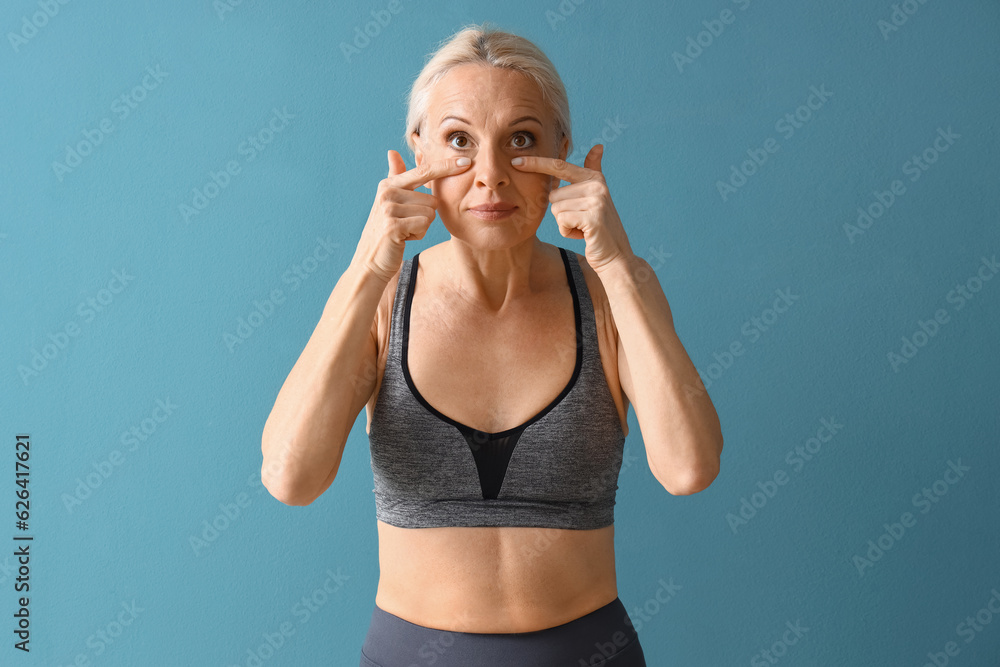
[468,206,518,220]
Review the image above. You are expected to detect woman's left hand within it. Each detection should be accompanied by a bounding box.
[511,144,635,272]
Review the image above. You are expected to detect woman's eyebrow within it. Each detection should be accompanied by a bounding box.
[439,115,543,128]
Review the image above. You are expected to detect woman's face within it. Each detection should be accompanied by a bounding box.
[412,63,568,242]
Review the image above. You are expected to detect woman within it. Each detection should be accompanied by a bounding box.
[261,23,723,666]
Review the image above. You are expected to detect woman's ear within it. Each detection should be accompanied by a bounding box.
[411,131,423,167]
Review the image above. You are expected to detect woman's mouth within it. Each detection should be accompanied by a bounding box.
[468,205,518,221]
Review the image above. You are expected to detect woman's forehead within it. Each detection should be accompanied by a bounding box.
[428,69,548,125]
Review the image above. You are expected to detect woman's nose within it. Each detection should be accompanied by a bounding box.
[471,146,510,190]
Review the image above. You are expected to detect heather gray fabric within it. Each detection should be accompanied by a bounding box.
[368,246,626,529]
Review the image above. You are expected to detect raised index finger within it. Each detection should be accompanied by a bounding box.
[510,156,592,184]
[389,157,471,191]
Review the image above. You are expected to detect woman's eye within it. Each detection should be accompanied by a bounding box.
[511,132,535,149]
[445,131,535,150]
[447,133,470,149]
[448,132,469,149]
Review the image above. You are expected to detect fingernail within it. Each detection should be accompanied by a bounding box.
[511,157,524,165]
[457,157,471,166]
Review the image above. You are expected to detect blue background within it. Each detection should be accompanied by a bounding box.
[2,1,999,664]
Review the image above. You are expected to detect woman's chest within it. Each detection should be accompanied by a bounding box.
[406,294,578,435]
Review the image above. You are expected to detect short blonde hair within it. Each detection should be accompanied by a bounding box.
[403,22,572,159]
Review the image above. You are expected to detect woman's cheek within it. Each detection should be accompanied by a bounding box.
[435,180,462,213]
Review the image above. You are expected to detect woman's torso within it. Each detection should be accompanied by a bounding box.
[365,241,631,633]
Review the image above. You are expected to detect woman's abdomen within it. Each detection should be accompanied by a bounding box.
[374,521,618,633]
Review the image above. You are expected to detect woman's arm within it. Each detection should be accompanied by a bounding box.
[261,262,389,505]
[507,150,722,494]
[595,254,724,496]
[263,151,466,504]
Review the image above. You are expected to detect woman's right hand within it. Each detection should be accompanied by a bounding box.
[351,150,471,283]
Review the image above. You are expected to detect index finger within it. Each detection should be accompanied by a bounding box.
[389,157,471,191]
[510,156,592,184]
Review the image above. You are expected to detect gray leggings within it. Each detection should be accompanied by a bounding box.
[360,596,647,666]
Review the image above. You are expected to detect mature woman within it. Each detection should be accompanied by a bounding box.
[262,22,723,666]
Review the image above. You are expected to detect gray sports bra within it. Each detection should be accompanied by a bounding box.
[368,246,626,530]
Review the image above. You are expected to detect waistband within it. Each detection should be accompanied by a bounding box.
[361,596,644,667]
